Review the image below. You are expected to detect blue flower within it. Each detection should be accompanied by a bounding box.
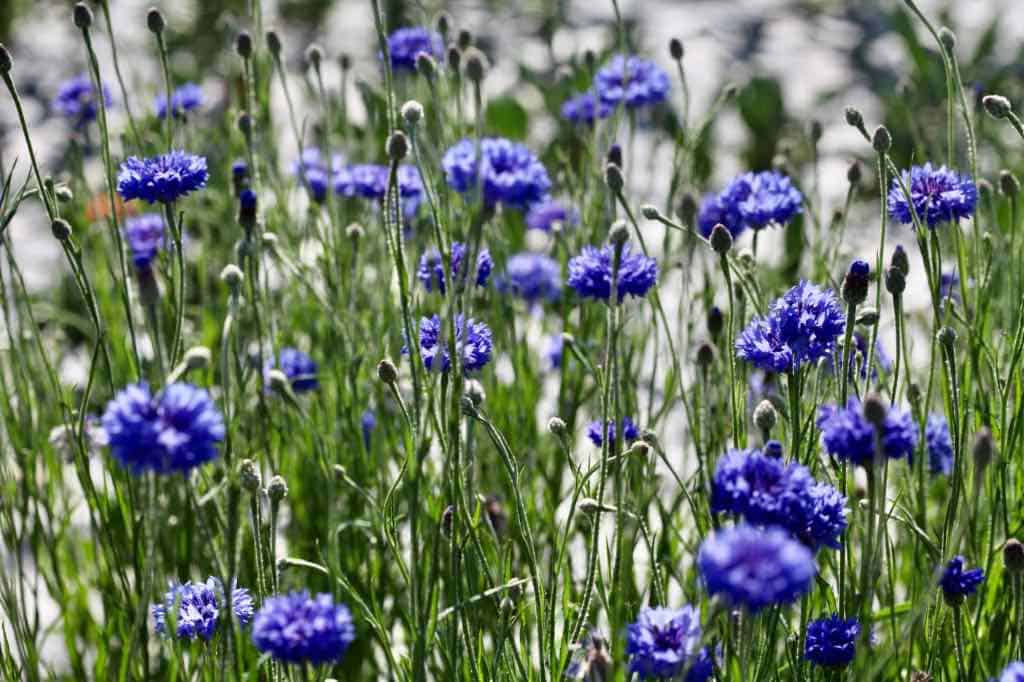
[526,199,579,231]
[251,591,355,665]
[441,138,552,211]
[334,163,424,217]
[685,647,716,682]
[117,151,209,204]
[361,409,375,450]
[123,214,165,272]
[804,614,860,669]
[54,74,113,129]
[699,171,803,238]
[594,55,670,109]
[498,253,562,304]
[995,662,1024,682]
[586,417,639,447]
[567,244,658,301]
[155,82,204,119]
[926,414,954,476]
[417,242,492,294]
[561,92,613,125]
[698,524,816,613]
[888,163,977,228]
[545,334,563,370]
[265,348,319,393]
[101,382,224,474]
[735,281,845,373]
[153,577,254,641]
[940,556,985,606]
[816,398,917,467]
[385,27,443,71]
[625,605,702,679]
[411,314,493,373]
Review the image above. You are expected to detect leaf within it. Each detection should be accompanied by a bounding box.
[485,96,529,140]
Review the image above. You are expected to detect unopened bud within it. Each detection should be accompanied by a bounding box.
[339,53,352,71]
[695,342,715,368]
[237,112,252,136]
[464,47,487,83]
[266,30,282,58]
[608,220,630,247]
[73,2,93,29]
[55,186,74,203]
[872,125,891,153]
[669,38,684,61]
[709,224,732,254]
[0,43,11,74]
[1000,170,1020,197]
[51,218,72,242]
[401,100,424,125]
[146,8,165,34]
[446,45,461,72]
[235,31,253,58]
[862,393,887,428]
[238,459,262,493]
[435,13,451,39]
[386,131,409,160]
[547,417,567,437]
[844,106,865,132]
[856,307,879,326]
[809,120,823,143]
[640,204,660,220]
[937,326,956,352]
[266,369,290,393]
[972,427,995,472]
[753,400,777,434]
[983,94,1012,120]
[465,379,485,407]
[604,163,624,193]
[305,44,323,69]
[707,306,724,338]
[415,53,437,78]
[938,27,957,53]
[346,223,364,240]
[184,346,212,370]
[377,359,399,384]
[606,144,623,169]
[457,29,472,50]
[1004,539,1024,574]
[843,260,870,306]
[847,159,862,185]
[220,264,244,288]
[267,474,288,503]
[890,245,910,276]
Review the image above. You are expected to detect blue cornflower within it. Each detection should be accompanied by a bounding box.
[545,334,563,370]
[586,417,639,447]
[561,91,613,125]
[155,82,204,119]
[887,163,977,228]
[334,163,424,216]
[594,55,670,109]
[265,348,319,393]
[441,138,552,211]
[804,614,860,669]
[123,214,165,272]
[417,242,492,294]
[101,382,224,474]
[685,647,715,682]
[54,74,113,129]
[625,605,702,680]
[816,398,917,467]
[251,591,355,665]
[735,281,845,374]
[153,577,254,641]
[567,244,658,301]
[385,27,443,71]
[117,151,209,204]
[697,524,816,613]
[305,168,329,203]
[698,171,803,238]
[498,253,562,304]
[995,662,1024,682]
[412,314,493,373]
[526,199,579,231]
[361,410,375,450]
[825,332,890,382]
[926,414,954,476]
[940,556,985,606]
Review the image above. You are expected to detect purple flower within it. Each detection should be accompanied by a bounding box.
[561,91,613,124]
[804,614,860,669]
[625,605,702,679]
[117,151,209,204]
[498,252,562,304]
[594,55,670,109]
[567,244,658,301]
[699,171,803,239]
[153,577,254,641]
[940,556,985,606]
[926,414,953,476]
[816,398,917,467]
[123,214,165,272]
[585,417,639,447]
[265,348,319,393]
[417,242,492,294]
[410,314,493,373]
[888,163,977,228]
[385,27,443,71]
[526,199,579,231]
[251,591,355,665]
[155,82,204,119]
[54,74,113,128]
[442,138,551,211]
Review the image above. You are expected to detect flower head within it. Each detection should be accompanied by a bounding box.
[804,614,860,669]
[698,171,803,238]
[117,151,209,204]
[888,163,977,228]
[101,382,224,474]
[442,138,551,211]
[816,398,917,467]
[545,333,563,370]
[735,281,845,373]
[123,214,165,272]
[265,348,319,393]
[361,409,376,450]
[153,577,254,641]
[561,91,613,125]
[251,591,355,665]
[685,647,716,682]
[334,163,424,217]
[698,524,816,612]
[625,605,702,679]
[54,75,113,128]
[568,244,658,301]
[594,55,670,109]
[526,199,579,231]
[155,82,204,119]
[585,417,639,447]
[996,662,1024,682]
[926,414,954,476]
[411,314,493,373]
[385,27,443,71]
[498,253,562,304]
[417,242,492,294]
[940,556,985,606]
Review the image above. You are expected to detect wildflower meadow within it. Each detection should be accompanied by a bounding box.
[4,0,1024,680]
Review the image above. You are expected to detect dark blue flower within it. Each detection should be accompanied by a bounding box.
[804,614,860,669]
[54,74,113,129]
[361,409,375,450]
[816,398,917,467]
[545,334,563,370]
[385,27,443,71]
[265,348,319,393]
[251,591,355,665]
[334,163,423,217]
[735,281,845,373]
[561,92,613,125]
[155,82,204,119]
[685,647,715,682]
[698,524,816,613]
[586,417,639,447]
[526,199,579,231]
[417,242,492,294]
[411,314,493,373]
[567,244,658,301]
[888,163,977,228]
[699,171,803,238]
[926,414,954,476]
[153,577,254,641]
[117,151,209,204]
[441,138,552,211]
[123,214,165,272]
[625,605,702,679]
[497,253,562,304]
[940,556,985,606]
[594,55,670,109]
[826,333,891,382]
[995,662,1024,682]
[101,382,224,474]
